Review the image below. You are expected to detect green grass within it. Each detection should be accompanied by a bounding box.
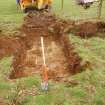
[0,0,105,34]
[0,56,105,104]
[0,0,105,105]
[53,0,105,20]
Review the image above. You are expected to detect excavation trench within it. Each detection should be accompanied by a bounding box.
[0,12,83,81]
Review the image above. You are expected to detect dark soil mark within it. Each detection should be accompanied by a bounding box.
[0,36,25,59]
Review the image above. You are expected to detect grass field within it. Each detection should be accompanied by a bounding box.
[53,0,105,19]
[0,0,105,33]
[0,0,105,105]
[0,0,24,34]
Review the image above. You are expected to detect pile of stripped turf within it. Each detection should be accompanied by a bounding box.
[73,21,105,38]
[8,12,83,81]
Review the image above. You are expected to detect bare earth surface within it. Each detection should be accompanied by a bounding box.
[1,12,105,81]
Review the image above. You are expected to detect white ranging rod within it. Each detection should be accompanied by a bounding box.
[41,37,46,66]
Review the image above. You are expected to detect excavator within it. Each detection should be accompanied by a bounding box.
[17,0,53,12]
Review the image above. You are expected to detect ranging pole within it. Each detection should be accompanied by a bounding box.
[41,37,49,91]
[41,37,46,66]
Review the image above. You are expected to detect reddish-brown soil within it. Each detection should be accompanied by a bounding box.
[8,12,82,80]
[74,21,105,38]
[0,36,25,59]
[1,12,105,81]
[97,21,105,33]
[4,12,105,81]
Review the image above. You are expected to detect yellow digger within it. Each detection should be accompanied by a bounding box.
[17,0,53,12]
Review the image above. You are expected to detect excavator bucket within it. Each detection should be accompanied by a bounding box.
[37,0,53,9]
[18,0,53,12]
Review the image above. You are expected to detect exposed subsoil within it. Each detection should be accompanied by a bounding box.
[1,12,105,81]
[0,36,25,59]
[8,12,82,81]
[10,12,83,81]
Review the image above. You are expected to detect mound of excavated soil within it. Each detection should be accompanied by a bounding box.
[76,22,98,38]
[1,12,105,81]
[0,36,25,59]
[8,12,83,81]
[74,21,105,38]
